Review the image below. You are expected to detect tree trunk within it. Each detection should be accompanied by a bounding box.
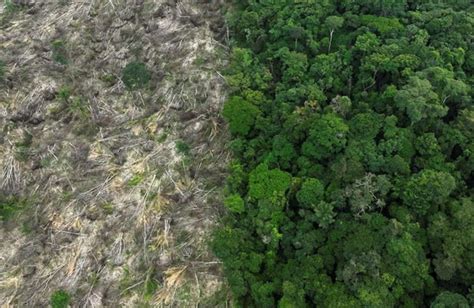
[328,29,334,53]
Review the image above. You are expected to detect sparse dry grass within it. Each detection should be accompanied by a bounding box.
[0,0,229,306]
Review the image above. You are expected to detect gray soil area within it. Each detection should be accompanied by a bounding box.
[0,0,230,306]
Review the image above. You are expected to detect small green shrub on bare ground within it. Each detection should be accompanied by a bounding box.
[50,289,71,308]
[1,0,26,25]
[0,195,27,222]
[175,139,191,156]
[52,40,68,65]
[3,0,19,14]
[122,61,151,90]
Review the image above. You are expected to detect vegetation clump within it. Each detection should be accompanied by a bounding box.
[0,195,26,222]
[1,0,21,24]
[175,139,191,156]
[51,40,68,65]
[215,1,474,307]
[122,61,151,90]
[50,289,71,308]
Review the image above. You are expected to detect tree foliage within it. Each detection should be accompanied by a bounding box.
[215,1,474,306]
[223,96,261,137]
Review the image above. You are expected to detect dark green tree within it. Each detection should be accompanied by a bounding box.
[431,291,469,308]
[402,170,456,215]
[302,113,349,161]
[223,96,261,137]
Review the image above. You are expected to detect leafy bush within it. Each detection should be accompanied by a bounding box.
[51,40,68,65]
[0,195,26,222]
[50,289,71,308]
[175,140,190,156]
[121,61,151,90]
[3,0,19,14]
[57,86,71,102]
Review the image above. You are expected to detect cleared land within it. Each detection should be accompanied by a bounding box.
[0,1,229,306]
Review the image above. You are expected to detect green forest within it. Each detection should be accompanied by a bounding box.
[214,0,474,307]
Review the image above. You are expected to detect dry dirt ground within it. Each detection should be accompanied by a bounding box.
[0,0,230,306]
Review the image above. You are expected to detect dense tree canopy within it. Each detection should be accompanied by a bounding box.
[215,1,474,306]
